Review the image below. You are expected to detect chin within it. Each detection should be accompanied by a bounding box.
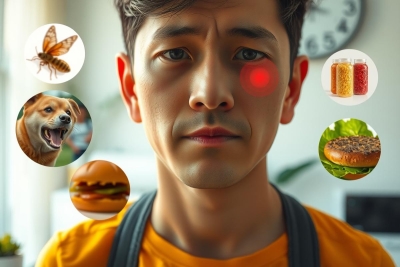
[178,164,241,189]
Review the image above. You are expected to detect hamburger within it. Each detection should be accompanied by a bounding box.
[70,160,130,212]
[323,136,381,179]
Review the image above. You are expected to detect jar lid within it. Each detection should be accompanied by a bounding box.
[354,59,367,63]
[332,58,340,63]
[338,58,351,63]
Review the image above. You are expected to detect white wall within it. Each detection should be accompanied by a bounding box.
[64,0,153,157]
[4,1,69,266]
[270,0,400,207]
[269,2,400,261]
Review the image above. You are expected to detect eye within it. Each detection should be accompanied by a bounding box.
[66,110,71,115]
[44,107,52,113]
[162,48,191,61]
[234,48,266,61]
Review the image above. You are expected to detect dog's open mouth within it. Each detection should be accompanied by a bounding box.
[41,127,68,149]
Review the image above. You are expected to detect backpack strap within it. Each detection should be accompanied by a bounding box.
[108,186,320,267]
[107,190,157,267]
[272,184,320,267]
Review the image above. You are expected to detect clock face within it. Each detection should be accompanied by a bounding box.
[298,0,365,59]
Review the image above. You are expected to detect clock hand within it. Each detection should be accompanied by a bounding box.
[308,3,330,21]
[310,4,330,15]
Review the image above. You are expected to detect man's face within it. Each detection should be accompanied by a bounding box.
[126,0,298,189]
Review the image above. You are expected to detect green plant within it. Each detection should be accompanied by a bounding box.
[274,158,318,185]
[0,234,21,257]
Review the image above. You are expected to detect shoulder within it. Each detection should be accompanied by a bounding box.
[35,202,133,267]
[305,206,376,245]
[305,206,395,267]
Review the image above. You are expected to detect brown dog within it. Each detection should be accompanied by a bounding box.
[16,93,81,166]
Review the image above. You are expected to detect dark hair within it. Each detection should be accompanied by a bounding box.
[114,0,311,81]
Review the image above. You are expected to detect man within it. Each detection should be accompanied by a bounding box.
[36,0,395,266]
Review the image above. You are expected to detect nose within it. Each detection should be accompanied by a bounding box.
[59,114,71,124]
[189,54,234,111]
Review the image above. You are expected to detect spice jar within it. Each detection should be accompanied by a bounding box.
[331,59,340,94]
[336,58,353,97]
[353,59,368,95]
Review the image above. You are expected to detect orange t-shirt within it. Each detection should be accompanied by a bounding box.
[36,203,395,267]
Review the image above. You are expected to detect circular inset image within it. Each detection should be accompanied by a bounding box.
[321,49,378,106]
[25,23,85,84]
[69,160,130,220]
[319,118,381,180]
[15,90,93,167]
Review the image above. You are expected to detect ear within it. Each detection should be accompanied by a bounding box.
[68,99,81,116]
[116,53,142,123]
[280,55,309,124]
[24,93,43,109]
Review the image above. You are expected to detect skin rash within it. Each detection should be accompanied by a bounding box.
[117,0,308,260]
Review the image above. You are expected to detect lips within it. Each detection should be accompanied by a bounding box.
[41,127,68,149]
[187,127,239,138]
[185,127,240,146]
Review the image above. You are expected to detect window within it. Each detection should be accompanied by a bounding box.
[0,0,8,235]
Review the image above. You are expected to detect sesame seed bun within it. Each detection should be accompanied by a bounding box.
[324,136,381,168]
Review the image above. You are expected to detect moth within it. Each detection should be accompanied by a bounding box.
[27,25,78,80]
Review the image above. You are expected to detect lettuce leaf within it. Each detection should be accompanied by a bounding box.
[319,119,378,179]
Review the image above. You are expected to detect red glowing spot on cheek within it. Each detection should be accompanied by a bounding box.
[240,60,279,97]
[250,68,270,87]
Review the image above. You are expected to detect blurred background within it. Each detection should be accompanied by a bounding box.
[0,0,399,266]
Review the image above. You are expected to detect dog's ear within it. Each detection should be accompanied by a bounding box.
[24,93,43,109]
[68,99,81,116]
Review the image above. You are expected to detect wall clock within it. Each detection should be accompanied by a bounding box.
[298,0,365,59]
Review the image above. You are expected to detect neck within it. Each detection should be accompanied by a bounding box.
[151,158,284,259]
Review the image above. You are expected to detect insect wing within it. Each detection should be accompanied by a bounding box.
[47,35,78,56]
[43,25,58,53]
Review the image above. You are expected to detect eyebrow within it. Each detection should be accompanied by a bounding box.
[153,26,202,40]
[152,25,278,43]
[226,26,278,42]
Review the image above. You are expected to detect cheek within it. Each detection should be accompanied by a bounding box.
[241,59,286,123]
[25,113,43,131]
[239,60,280,98]
[137,76,182,150]
[241,76,287,154]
